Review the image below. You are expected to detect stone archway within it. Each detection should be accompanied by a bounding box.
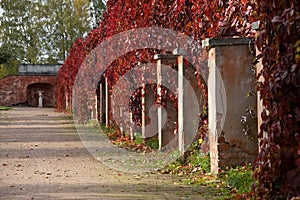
[27,83,55,107]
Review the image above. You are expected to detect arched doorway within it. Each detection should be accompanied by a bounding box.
[27,83,55,107]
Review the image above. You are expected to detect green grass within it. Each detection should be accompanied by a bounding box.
[85,119,100,128]
[0,106,12,111]
[134,133,144,145]
[165,160,253,199]
[219,164,254,194]
[162,139,254,199]
[145,137,159,149]
[134,133,159,149]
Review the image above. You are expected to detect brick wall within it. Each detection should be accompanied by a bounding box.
[0,75,58,107]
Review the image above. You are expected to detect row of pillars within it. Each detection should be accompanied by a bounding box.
[96,49,187,155]
[89,38,258,174]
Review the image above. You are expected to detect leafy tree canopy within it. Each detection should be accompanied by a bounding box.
[0,0,106,64]
[0,45,19,79]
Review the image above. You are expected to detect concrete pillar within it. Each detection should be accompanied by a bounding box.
[119,106,123,134]
[141,83,146,140]
[138,62,147,141]
[202,38,258,174]
[129,111,134,140]
[65,91,69,109]
[99,83,103,124]
[95,93,98,120]
[177,55,184,155]
[105,77,109,127]
[156,58,163,150]
[170,48,186,155]
[154,54,178,151]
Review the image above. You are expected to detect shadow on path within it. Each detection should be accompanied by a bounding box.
[0,107,213,200]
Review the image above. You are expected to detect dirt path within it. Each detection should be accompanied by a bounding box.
[0,107,215,200]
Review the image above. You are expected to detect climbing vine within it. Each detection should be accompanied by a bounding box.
[57,0,255,123]
[57,38,87,111]
[253,0,300,198]
[55,0,300,198]
[56,0,256,170]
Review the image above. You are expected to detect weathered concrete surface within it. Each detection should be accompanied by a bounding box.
[205,38,258,174]
[0,75,57,107]
[0,107,214,200]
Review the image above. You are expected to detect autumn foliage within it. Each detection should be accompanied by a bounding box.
[57,0,300,198]
[253,0,300,198]
[57,38,87,111]
[57,0,255,111]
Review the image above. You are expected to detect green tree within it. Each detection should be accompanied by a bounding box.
[0,0,106,64]
[90,0,106,28]
[43,0,90,62]
[0,0,44,64]
[0,46,19,79]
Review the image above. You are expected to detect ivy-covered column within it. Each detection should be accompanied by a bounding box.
[203,38,258,174]
[252,22,266,147]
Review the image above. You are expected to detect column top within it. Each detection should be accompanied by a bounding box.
[202,37,253,48]
[172,48,187,56]
[154,54,178,60]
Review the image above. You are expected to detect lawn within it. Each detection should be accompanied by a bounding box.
[0,106,12,111]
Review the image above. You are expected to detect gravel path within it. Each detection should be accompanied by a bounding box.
[0,107,214,200]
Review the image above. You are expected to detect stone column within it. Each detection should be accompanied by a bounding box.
[202,38,258,174]
[141,83,146,140]
[172,48,186,156]
[99,83,103,124]
[94,93,98,120]
[139,62,146,141]
[105,77,109,127]
[129,111,134,140]
[154,54,178,151]
[65,91,69,109]
[156,58,163,150]
[177,55,184,155]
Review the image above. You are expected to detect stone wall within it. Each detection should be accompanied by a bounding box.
[0,75,58,107]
